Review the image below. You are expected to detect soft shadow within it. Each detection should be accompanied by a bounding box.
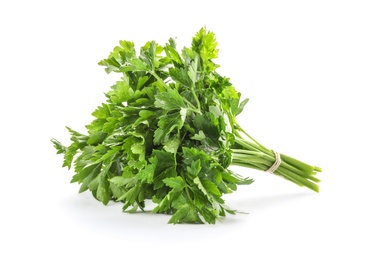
[57,191,315,239]
[228,192,315,213]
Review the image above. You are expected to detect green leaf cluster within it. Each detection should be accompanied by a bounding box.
[52,27,321,224]
[52,28,253,224]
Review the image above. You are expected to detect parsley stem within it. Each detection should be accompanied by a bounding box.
[150,70,201,113]
[232,127,321,192]
[149,71,169,89]
[179,171,193,200]
[235,123,272,156]
[184,99,201,114]
[190,84,202,112]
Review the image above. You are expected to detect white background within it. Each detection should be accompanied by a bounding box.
[1,0,389,259]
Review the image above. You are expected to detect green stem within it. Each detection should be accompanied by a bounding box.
[179,171,193,200]
[231,161,269,172]
[150,70,200,113]
[235,123,272,156]
[190,84,201,112]
[149,71,169,89]
[183,99,200,114]
[231,126,322,192]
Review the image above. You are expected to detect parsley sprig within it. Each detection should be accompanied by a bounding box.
[52,28,321,224]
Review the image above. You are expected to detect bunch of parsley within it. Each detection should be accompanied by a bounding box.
[52,28,321,224]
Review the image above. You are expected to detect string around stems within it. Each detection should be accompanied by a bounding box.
[267,150,282,174]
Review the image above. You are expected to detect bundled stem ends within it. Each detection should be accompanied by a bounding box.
[232,124,321,192]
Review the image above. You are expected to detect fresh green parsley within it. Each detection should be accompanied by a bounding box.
[52,28,321,224]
